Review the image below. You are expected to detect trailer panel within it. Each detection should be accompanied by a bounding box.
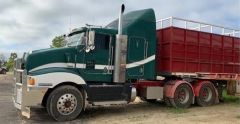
[156,26,240,79]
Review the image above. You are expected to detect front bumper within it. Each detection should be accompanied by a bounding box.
[13,69,48,118]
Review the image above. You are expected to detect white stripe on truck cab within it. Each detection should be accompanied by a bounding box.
[29,55,155,72]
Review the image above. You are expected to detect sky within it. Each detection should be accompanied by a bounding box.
[0,0,239,58]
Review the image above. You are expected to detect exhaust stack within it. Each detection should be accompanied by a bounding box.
[118,4,125,35]
[113,4,128,83]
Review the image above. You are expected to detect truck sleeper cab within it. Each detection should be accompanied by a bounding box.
[13,6,240,121]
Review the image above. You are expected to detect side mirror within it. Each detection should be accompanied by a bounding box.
[85,31,95,52]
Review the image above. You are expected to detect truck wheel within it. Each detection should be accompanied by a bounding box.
[47,85,84,121]
[196,83,216,107]
[170,84,193,108]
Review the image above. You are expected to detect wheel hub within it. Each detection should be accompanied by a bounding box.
[178,90,186,102]
[64,100,72,108]
[201,87,212,102]
[57,93,77,115]
[177,87,189,104]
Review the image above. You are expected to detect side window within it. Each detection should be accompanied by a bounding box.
[95,33,110,50]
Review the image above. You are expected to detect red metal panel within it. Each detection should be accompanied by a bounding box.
[199,32,211,46]
[133,80,164,92]
[234,38,240,50]
[212,63,223,73]
[156,27,240,75]
[223,36,234,49]
[212,35,223,48]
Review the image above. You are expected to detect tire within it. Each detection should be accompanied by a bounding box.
[46,85,84,121]
[196,83,216,107]
[170,84,193,108]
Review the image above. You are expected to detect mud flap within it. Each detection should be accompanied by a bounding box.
[214,88,219,104]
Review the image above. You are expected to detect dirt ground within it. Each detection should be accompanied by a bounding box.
[0,74,239,124]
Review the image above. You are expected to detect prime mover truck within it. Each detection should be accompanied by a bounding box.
[13,5,240,121]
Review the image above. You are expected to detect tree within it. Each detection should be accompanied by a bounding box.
[51,35,65,48]
[0,53,6,67]
[6,53,17,71]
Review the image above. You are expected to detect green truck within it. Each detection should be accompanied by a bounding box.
[13,5,240,121]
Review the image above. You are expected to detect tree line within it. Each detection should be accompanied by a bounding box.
[0,53,17,71]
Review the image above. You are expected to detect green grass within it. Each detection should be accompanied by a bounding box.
[222,90,240,103]
[168,107,189,114]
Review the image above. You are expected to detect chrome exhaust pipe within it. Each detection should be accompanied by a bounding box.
[113,4,127,83]
[118,4,125,35]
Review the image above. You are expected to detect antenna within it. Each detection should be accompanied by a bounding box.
[69,16,72,32]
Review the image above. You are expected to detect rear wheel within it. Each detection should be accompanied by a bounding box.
[196,83,216,106]
[170,84,193,108]
[47,85,84,121]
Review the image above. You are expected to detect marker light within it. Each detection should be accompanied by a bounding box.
[28,77,35,85]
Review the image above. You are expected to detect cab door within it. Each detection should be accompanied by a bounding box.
[82,33,113,82]
[127,37,147,77]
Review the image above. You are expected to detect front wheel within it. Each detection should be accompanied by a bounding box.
[170,84,193,108]
[47,85,84,121]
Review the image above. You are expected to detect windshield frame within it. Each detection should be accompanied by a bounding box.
[65,31,87,47]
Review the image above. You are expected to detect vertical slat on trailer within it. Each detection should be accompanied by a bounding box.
[170,27,173,72]
[210,33,213,72]
[221,35,224,73]
[197,30,200,72]
[184,29,187,72]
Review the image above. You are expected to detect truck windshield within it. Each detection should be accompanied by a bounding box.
[66,32,86,47]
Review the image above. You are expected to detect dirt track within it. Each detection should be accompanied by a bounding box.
[0,74,239,124]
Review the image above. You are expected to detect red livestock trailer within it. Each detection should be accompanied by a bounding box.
[157,27,240,73]
[157,26,240,79]
[156,17,240,76]
[136,17,240,108]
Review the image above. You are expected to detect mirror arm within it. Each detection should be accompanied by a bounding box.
[85,30,95,52]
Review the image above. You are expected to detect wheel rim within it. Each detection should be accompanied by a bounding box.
[57,93,77,115]
[201,86,213,102]
[177,87,190,104]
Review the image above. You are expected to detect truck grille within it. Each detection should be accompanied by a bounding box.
[14,58,23,83]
